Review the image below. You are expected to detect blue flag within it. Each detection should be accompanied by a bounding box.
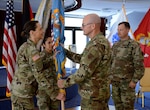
[112,32,120,44]
[51,0,66,79]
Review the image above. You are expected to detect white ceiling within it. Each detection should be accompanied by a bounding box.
[0,0,150,18]
[65,0,150,18]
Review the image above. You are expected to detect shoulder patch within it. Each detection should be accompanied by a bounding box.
[32,54,40,61]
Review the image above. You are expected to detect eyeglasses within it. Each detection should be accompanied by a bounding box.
[82,23,92,28]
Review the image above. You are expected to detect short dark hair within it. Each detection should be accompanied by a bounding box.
[118,21,130,29]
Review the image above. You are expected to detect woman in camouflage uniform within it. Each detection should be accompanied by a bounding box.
[36,36,59,110]
[11,21,64,110]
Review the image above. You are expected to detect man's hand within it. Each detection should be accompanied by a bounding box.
[57,79,65,89]
[56,92,66,101]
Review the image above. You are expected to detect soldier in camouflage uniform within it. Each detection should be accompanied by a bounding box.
[11,21,64,110]
[110,21,145,110]
[57,14,111,110]
[36,36,59,110]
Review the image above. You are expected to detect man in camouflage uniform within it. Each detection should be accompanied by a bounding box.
[110,21,145,110]
[11,21,64,110]
[57,14,111,110]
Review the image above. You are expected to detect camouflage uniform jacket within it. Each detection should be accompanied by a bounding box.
[11,39,59,99]
[64,32,111,100]
[39,50,58,92]
[110,38,144,83]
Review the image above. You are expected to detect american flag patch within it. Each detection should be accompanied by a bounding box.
[32,54,40,61]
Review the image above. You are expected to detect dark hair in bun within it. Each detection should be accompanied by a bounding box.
[21,20,38,38]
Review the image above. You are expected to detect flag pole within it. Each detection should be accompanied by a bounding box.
[122,3,135,40]
[51,0,66,109]
[61,98,65,110]
[61,0,65,110]
[61,0,65,109]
